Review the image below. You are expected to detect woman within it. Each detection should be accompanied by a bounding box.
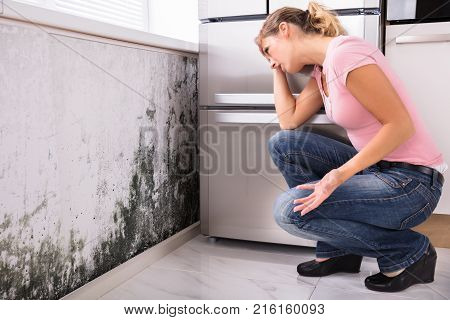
[255,1,448,293]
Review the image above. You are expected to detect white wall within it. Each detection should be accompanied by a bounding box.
[148,0,199,43]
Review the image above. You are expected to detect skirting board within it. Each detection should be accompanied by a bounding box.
[61,221,201,300]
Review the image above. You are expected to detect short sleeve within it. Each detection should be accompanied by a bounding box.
[331,39,377,87]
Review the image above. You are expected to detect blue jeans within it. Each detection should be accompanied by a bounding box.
[269,129,444,272]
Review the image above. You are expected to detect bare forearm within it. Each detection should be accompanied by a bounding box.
[273,68,296,127]
[337,123,415,183]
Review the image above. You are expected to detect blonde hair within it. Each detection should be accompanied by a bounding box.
[255,1,347,55]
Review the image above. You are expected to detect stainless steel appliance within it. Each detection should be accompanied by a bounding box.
[199,0,384,246]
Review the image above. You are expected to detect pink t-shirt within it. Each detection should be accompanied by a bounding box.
[311,35,447,172]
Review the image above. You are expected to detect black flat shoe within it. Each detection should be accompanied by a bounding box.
[297,254,363,277]
[364,242,437,293]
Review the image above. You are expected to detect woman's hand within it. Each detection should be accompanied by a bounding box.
[293,168,345,216]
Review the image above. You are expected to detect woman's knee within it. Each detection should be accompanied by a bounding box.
[267,130,304,158]
[272,188,309,226]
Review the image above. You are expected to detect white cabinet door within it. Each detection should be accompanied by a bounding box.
[199,0,266,19]
[385,21,450,215]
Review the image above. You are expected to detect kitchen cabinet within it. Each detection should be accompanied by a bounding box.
[385,21,450,214]
[198,0,266,20]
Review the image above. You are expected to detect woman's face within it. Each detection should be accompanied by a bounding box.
[261,22,307,74]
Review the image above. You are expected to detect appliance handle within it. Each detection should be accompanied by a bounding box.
[396,34,450,44]
[214,112,333,125]
[214,93,299,105]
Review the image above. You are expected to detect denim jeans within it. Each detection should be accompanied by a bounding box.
[268,128,444,272]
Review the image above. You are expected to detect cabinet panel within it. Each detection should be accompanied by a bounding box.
[199,0,266,20]
[385,21,450,214]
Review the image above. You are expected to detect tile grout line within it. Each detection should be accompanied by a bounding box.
[307,281,319,300]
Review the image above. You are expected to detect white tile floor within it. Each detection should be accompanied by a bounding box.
[99,235,450,300]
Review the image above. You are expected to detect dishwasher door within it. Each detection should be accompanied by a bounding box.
[199,109,350,246]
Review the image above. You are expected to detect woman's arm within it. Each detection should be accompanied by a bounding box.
[273,67,323,130]
[336,64,416,183]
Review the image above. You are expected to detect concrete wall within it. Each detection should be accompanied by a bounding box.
[0,18,199,299]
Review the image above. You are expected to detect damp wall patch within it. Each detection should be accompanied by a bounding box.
[0,20,199,299]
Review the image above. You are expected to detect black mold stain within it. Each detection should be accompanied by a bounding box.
[145,107,156,121]
[0,55,199,299]
[90,54,199,283]
[0,221,88,299]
